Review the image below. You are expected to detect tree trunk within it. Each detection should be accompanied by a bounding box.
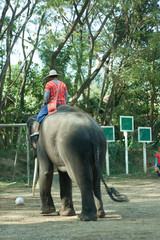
[0,0,39,121]
[50,0,90,69]
[20,11,46,110]
[70,28,127,106]
[150,0,158,129]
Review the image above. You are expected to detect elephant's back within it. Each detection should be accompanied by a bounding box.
[41,106,106,151]
[40,108,106,174]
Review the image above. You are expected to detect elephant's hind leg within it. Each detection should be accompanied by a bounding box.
[93,174,105,218]
[38,146,56,214]
[58,171,76,216]
[77,183,98,221]
[75,167,98,221]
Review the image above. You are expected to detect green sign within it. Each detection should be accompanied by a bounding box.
[101,126,115,142]
[138,127,152,142]
[120,116,134,132]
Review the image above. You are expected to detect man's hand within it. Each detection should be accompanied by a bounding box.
[155,166,160,174]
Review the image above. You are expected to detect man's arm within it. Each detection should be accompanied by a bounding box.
[155,157,158,166]
[43,90,50,105]
[65,91,68,102]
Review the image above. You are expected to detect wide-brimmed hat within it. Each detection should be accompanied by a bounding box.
[45,70,60,79]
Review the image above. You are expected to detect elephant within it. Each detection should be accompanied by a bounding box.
[27,105,128,221]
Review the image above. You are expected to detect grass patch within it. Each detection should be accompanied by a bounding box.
[104,170,158,183]
[0,181,17,188]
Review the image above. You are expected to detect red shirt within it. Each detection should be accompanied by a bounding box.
[155,153,160,165]
[45,80,67,105]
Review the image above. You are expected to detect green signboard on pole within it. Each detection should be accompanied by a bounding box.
[120,116,134,132]
[138,127,152,142]
[120,116,134,174]
[101,126,115,142]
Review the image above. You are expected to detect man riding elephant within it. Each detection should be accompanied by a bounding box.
[27,105,128,221]
[30,69,68,137]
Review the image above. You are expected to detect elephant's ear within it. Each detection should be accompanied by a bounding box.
[30,136,38,150]
[27,115,38,150]
[27,115,37,135]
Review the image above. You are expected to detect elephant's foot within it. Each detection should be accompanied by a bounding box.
[41,206,56,215]
[97,210,106,218]
[40,194,55,214]
[77,212,97,221]
[58,207,76,216]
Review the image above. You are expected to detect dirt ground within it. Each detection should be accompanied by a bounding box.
[0,174,160,240]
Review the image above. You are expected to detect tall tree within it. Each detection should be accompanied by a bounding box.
[20,10,46,110]
[0,0,39,121]
[50,0,91,69]
[149,0,159,129]
[70,0,129,106]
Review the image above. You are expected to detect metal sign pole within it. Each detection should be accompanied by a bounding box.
[124,131,129,174]
[143,142,147,173]
[138,127,152,173]
[101,126,115,176]
[106,142,110,176]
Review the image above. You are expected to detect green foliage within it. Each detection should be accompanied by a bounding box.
[1,62,45,124]
[0,0,159,177]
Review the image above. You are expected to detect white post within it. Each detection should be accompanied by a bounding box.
[124,131,129,174]
[32,157,38,197]
[106,142,110,176]
[143,142,147,173]
[26,126,30,185]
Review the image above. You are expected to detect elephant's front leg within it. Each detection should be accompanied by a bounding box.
[58,170,75,216]
[38,150,56,214]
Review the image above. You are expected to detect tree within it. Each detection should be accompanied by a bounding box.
[95,0,160,126]
[50,0,91,69]
[0,0,159,132]
[0,0,39,121]
[20,10,46,110]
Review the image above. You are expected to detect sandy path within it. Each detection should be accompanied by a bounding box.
[0,175,160,240]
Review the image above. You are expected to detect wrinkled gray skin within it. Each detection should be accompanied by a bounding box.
[27,114,38,155]
[27,105,108,221]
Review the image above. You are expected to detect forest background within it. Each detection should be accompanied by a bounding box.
[0,0,160,180]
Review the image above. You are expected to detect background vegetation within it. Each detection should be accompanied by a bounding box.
[0,0,159,181]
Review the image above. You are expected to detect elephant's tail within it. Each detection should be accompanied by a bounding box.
[95,145,129,202]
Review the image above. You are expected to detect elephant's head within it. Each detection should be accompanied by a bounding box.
[27,115,38,155]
